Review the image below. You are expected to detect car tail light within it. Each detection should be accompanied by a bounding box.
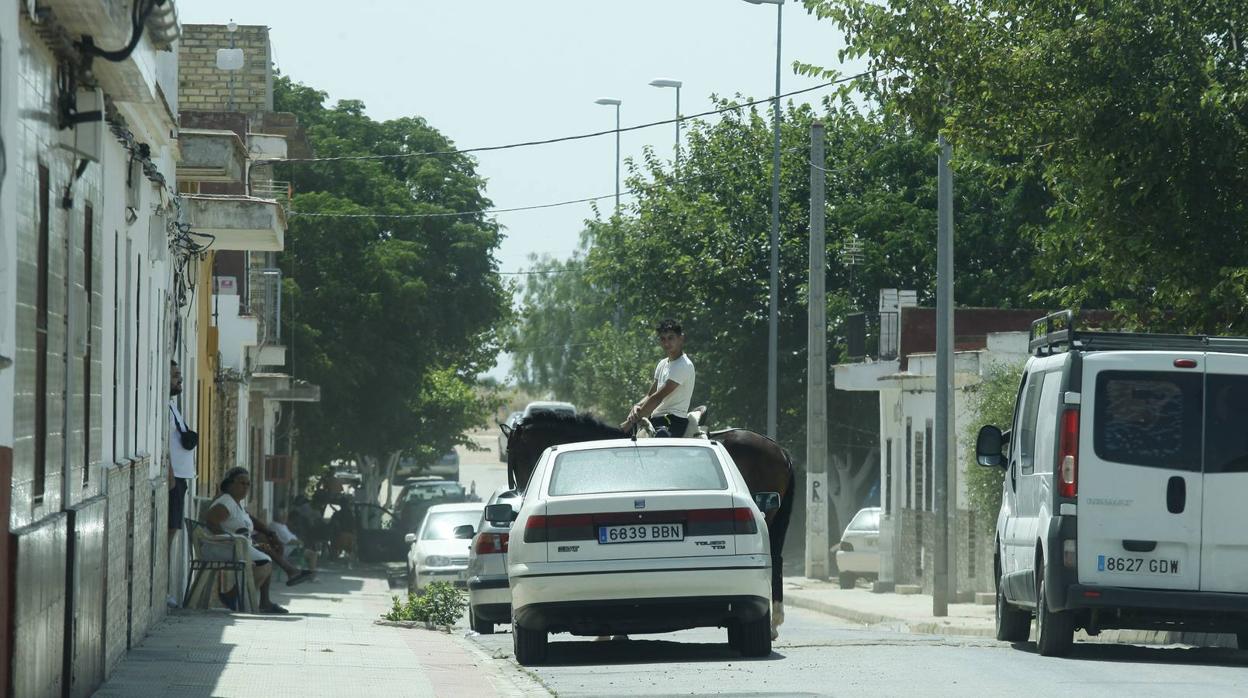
[1058,407,1079,498]
[732,507,758,535]
[840,541,854,552]
[523,514,548,543]
[474,532,509,555]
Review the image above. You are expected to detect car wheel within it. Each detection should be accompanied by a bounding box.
[1035,570,1075,657]
[838,572,856,590]
[470,608,494,635]
[726,620,742,650]
[513,621,547,665]
[736,611,772,658]
[995,570,1030,643]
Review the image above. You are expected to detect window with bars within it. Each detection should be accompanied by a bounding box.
[34,164,50,500]
[905,418,913,509]
[83,204,94,486]
[925,419,935,512]
[914,431,925,513]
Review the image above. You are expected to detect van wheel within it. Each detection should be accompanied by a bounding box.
[1035,574,1075,657]
[513,622,547,665]
[736,611,772,658]
[995,575,1031,642]
[470,608,494,635]
[838,573,857,589]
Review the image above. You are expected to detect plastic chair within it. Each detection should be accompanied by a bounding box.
[184,519,260,612]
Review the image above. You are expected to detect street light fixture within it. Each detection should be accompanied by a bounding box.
[743,0,783,439]
[649,78,683,164]
[594,98,623,214]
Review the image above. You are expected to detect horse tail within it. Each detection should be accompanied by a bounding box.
[768,447,797,603]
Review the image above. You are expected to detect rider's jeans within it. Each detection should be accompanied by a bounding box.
[651,413,690,438]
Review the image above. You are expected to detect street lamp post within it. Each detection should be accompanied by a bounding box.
[649,78,683,165]
[594,98,623,214]
[745,0,784,440]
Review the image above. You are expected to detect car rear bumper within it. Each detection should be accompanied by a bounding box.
[514,595,770,635]
[510,559,771,632]
[468,575,510,607]
[835,550,880,575]
[471,601,512,623]
[416,567,468,590]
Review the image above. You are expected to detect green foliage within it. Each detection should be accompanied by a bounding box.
[382,582,467,628]
[802,0,1248,332]
[272,75,510,478]
[513,99,1047,455]
[963,361,1024,532]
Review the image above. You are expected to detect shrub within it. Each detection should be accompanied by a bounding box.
[963,361,1024,534]
[382,582,468,629]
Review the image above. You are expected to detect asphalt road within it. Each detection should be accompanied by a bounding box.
[467,606,1248,697]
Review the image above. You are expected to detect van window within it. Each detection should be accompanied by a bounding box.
[1205,374,1248,474]
[1033,372,1064,474]
[1017,374,1044,474]
[1094,371,1202,470]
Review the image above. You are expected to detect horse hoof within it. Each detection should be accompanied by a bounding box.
[773,601,785,627]
[770,627,779,641]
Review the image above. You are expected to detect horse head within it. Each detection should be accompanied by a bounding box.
[503,411,627,490]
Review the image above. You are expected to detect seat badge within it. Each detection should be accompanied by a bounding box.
[634,499,645,509]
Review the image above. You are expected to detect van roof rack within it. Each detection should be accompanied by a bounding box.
[1029,310,1248,356]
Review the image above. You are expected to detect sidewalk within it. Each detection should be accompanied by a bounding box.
[782,576,1237,648]
[95,565,544,697]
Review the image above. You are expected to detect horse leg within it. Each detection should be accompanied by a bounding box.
[768,462,797,639]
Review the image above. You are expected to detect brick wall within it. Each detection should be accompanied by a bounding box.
[896,508,994,596]
[10,512,68,697]
[103,462,132,676]
[127,459,153,645]
[179,24,273,114]
[148,473,169,627]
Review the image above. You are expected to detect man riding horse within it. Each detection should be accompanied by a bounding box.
[624,319,695,438]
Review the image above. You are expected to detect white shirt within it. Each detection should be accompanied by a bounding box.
[169,400,196,479]
[652,353,695,418]
[203,494,271,563]
[271,521,299,558]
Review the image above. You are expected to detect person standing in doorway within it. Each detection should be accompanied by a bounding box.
[624,319,696,437]
[167,360,197,607]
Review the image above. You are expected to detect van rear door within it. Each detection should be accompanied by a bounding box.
[1078,353,1203,591]
[1200,354,1248,593]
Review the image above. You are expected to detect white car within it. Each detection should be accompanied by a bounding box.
[496,438,778,665]
[467,488,522,634]
[405,502,486,594]
[835,507,881,589]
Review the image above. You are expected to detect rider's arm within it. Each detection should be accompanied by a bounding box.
[633,379,681,421]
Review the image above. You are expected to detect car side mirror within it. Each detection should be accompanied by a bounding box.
[452,524,475,539]
[485,503,518,524]
[976,425,1005,468]
[499,423,513,438]
[753,492,781,513]
[404,533,417,544]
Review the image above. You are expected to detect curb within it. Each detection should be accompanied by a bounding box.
[784,592,995,638]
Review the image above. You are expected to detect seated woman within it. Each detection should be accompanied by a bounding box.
[203,467,309,613]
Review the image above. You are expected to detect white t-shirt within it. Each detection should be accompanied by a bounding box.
[169,400,196,479]
[651,354,695,418]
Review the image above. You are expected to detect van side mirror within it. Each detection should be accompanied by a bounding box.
[484,503,518,524]
[753,492,781,513]
[976,425,1005,468]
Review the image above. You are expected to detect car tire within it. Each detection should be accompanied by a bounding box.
[513,622,547,665]
[726,620,742,650]
[736,611,772,658]
[1035,572,1075,657]
[1236,629,1248,651]
[838,572,856,590]
[995,573,1031,643]
[470,608,494,635]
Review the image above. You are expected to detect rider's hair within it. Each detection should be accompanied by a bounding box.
[655,318,683,335]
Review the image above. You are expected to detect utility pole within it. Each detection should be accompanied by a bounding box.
[805,121,829,580]
[933,134,954,617]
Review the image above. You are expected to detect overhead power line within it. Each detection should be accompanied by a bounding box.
[257,71,874,166]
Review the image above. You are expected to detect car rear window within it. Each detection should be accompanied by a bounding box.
[421,511,481,540]
[548,446,728,496]
[1205,373,1248,474]
[848,509,880,532]
[1094,370,1202,470]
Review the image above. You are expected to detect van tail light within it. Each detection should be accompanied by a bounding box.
[1058,407,1079,498]
[474,532,510,555]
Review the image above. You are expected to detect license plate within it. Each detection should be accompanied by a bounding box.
[1097,555,1181,575]
[598,523,684,544]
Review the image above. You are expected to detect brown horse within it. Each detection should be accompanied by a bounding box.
[501,411,795,637]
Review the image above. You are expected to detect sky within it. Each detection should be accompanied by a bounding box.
[181,0,862,381]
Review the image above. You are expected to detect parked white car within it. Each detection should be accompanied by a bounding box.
[405,502,486,594]
[497,438,778,665]
[467,488,522,634]
[835,507,881,589]
[977,310,1248,656]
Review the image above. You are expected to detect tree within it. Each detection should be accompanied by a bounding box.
[273,76,510,501]
[802,0,1248,331]
[963,361,1024,533]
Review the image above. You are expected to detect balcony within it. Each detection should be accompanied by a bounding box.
[177,129,247,184]
[250,374,321,403]
[247,133,288,161]
[183,195,285,252]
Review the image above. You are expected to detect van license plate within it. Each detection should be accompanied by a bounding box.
[1097,555,1180,575]
[598,523,684,544]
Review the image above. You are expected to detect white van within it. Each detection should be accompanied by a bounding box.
[976,310,1248,656]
